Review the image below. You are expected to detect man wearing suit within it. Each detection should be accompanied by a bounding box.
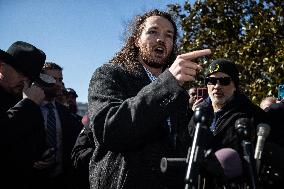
[33,62,82,189]
[0,41,46,188]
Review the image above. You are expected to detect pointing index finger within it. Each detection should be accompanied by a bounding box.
[179,49,211,60]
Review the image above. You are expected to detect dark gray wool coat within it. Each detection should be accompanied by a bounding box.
[88,62,192,189]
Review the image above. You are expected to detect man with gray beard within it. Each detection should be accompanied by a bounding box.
[187,58,267,188]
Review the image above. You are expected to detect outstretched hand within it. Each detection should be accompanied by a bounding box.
[169,49,211,86]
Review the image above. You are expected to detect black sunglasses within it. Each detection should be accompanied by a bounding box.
[205,77,231,86]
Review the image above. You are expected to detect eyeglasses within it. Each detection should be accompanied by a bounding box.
[205,77,231,86]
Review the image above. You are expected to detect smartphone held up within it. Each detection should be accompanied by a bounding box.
[196,87,208,100]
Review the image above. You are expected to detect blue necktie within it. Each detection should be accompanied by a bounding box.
[45,103,57,149]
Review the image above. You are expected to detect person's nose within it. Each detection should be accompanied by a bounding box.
[157,35,165,44]
[214,81,222,88]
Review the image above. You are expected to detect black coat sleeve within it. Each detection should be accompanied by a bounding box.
[71,125,95,169]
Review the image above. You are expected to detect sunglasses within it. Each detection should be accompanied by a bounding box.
[205,77,231,86]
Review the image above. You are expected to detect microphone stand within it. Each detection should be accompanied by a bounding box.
[235,118,259,189]
[184,106,209,189]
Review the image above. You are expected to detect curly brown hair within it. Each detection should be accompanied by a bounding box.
[109,9,178,73]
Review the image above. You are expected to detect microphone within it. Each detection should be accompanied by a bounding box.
[254,123,270,160]
[254,123,270,175]
[235,118,251,140]
[214,148,243,179]
[235,118,258,189]
[185,106,210,189]
[198,148,242,187]
[160,158,187,173]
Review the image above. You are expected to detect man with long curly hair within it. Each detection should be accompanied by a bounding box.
[88,9,211,189]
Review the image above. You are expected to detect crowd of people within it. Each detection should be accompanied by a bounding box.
[1,8,283,189]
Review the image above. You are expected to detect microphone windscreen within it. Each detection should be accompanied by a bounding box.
[215,148,243,179]
[257,123,270,137]
[235,118,250,129]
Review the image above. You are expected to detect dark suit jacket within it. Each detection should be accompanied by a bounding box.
[55,102,83,173]
[0,86,46,189]
[32,102,83,189]
[88,63,191,189]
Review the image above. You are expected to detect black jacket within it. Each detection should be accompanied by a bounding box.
[188,92,266,153]
[71,124,95,189]
[0,86,46,189]
[265,102,284,146]
[262,102,284,188]
[88,63,191,189]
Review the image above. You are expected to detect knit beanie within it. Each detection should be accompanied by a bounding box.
[205,58,239,87]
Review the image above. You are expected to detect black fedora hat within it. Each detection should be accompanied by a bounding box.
[0,41,46,82]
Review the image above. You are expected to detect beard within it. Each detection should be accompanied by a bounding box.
[44,85,62,99]
[139,46,170,69]
[209,92,234,109]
